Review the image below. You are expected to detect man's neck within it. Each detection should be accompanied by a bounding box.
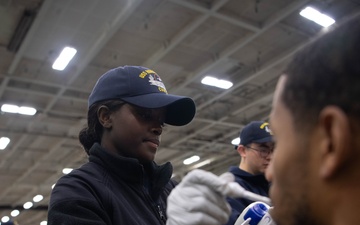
[239,163,260,175]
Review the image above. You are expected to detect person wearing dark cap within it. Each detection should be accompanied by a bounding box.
[47,65,196,224]
[224,121,274,225]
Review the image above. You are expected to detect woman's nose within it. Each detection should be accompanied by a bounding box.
[151,123,163,135]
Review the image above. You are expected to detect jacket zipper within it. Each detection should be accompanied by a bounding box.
[157,204,166,223]
[142,186,166,224]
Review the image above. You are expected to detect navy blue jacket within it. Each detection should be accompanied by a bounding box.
[48,143,176,225]
[224,166,270,225]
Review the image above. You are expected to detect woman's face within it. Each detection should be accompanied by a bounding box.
[100,103,166,163]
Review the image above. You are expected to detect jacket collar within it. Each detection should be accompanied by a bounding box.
[88,143,173,189]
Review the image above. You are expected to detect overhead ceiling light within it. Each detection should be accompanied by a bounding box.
[19,106,37,115]
[183,155,200,165]
[33,194,44,203]
[23,201,33,209]
[299,6,335,27]
[1,104,18,113]
[62,168,73,174]
[191,159,212,169]
[52,46,77,71]
[231,137,240,145]
[1,216,10,223]
[0,137,10,150]
[40,221,48,225]
[1,104,37,116]
[201,76,233,89]
[10,209,20,217]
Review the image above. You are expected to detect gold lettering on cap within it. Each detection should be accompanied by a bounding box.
[260,122,273,135]
[158,87,167,93]
[139,69,157,78]
[260,122,269,129]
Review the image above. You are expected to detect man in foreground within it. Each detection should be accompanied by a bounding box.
[166,12,360,225]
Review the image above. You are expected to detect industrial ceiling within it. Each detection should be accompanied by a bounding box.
[0,0,359,224]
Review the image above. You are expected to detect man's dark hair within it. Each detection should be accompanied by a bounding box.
[282,14,360,131]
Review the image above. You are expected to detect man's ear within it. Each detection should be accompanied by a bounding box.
[317,106,351,179]
[237,145,247,158]
[97,106,112,129]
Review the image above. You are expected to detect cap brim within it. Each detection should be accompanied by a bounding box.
[121,93,196,126]
[253,136,273,144]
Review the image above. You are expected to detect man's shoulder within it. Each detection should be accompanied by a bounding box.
[229,166,252,177]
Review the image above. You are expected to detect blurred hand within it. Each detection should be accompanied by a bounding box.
[166,169,236,225]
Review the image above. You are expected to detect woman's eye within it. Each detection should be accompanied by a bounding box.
[142,111,153,119]
[134,107,166,126]
[136,109,153,120]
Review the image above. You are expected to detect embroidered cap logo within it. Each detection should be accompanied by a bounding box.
[138,69,167,94]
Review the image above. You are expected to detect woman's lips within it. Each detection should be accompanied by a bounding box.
[144,138,160,148]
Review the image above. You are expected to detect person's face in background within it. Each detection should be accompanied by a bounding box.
[100,102,166,164]
[241,142,273,175]
[266,76,316,225]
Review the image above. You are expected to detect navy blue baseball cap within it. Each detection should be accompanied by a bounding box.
[239,121,273,146]
[88,65,196,126]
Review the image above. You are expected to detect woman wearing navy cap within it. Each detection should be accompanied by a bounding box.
[47,66,196,224]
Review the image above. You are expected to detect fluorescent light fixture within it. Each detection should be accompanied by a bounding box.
[23,201,33,209]
[201,76,233,89]
[1,104,18,113]
[183,155,200,165]
[1,104,37,116]
[0,137,10,150]
[231,137,240,145]
[300,6,335,27]
[52,46,77,71]
[19,106,37,115]
[10,209,20,217]
[1,216,10,223]
[33,194,44,202]
[62,168,73,174]
[40,221,48,225]
[191,159,212,169]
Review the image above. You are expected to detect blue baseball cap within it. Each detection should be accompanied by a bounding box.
[88,65,196,126]
[239,121,273,146]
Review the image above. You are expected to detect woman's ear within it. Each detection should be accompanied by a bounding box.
[318,106,351,179]
[97,105,112,129]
